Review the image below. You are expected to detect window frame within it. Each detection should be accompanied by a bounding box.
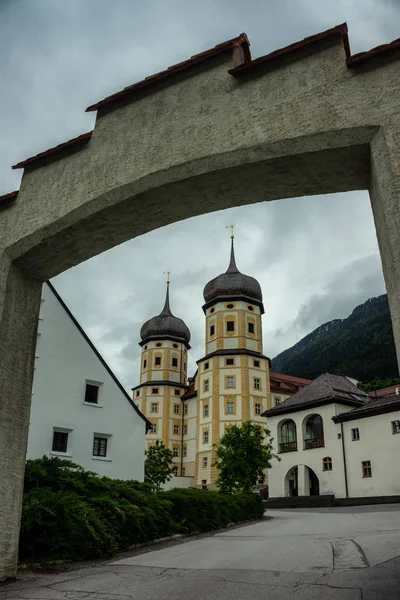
[84,383,100,405]
[172,357,178,368]
[253,360,260,368]
[391,420,400,434]
[202,456,208,468]
[173,446,179,457]
[150,402,158,413]
[152,387,159,395]
[248,322,255,334]
[183,424,188,435]
[255,402,261,415]
[254,377,261,390]
[322,457,332,471]
[52,430,69,453]
[225,375,235,389]
[226,320,235,333]
[173,424,180,435]
[203,379,210,392]
[150,423,157,434]
[173,403,181,415]
[225,401,235,415]
[351,427,360,441]
[210,324,215,337]
[93,436,108,458]
[225,358,234,366]
[362,460,372,478]
[154,356,161,366]
[203,430,209,444]
[203,404,209,418]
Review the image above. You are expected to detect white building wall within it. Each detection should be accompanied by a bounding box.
[342,410,400,497]
[267,403,353,499]
[27,283,146,480]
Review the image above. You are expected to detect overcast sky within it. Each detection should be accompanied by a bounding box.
[1,0,395,389]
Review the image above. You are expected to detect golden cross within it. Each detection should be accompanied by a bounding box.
[226,224,235,239]
[163,270,171,284]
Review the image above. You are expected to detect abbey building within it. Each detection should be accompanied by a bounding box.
[133,237,308,488]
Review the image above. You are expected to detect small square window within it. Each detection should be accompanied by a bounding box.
[254,360,260,368]
[143,359,147,369]
[226,320,235,332]
[183,446,187,457]
[204,404,209,417]
[52,431,68,453]
[351,428,360,441]
[203,431,209,444]
[391,420,400,434]
[155,356,161,366]
[174,404,181,414]
[151,402,158,413]
[175,389,181,396]
[274,396,280,406]
[226,358,234,366]
[226,376,234,388]
[204,379,210,392]
[254,378,261,390]
[204,362,209,370]
[150,423,157,433]
[85,384,99,404]
[226,401,235,414]
[173,447,179,457]
[323,457,332,471]
[255,403,261,415]
[183,425,188,435]
[362,460,372,478]
[184,404,188,415]
[152,388,159,394]
[210,325,215,336]
[248,322,254,334]
[93,437,108,457]
[203,456,208,468]
[172,357,178,367]
[173,425,180,435]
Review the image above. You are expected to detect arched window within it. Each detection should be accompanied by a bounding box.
[323,457,332,471]
[304,415,324,449]
[279,419,297,453]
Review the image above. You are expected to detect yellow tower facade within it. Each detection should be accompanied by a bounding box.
[194,237,271,488]
[132,281,192,474]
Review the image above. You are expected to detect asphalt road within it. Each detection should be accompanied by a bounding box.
[1,505,400,599]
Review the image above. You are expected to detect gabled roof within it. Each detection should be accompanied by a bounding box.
[263,372,369,417]
[333,395,400,423]
[46,281,151,430]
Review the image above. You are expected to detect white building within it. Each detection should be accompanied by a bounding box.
[265,373,400,500]
[27,282,149,480]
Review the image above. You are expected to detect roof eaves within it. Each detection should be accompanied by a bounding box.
[263,395,362,418]
[0,190,18,206]
[12,131,93,170]
[86,33,250,113]
[46,281,151,430]
[347,37,400,68]
[229,23,350,77]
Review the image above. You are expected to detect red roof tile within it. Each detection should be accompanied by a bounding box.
[85,33,251,112]
[347,37,400,67]
[369,384,400,398]
[12,131,93,170]
[270,371,311,393]
[229,23,350,77]
[0,190,18,204]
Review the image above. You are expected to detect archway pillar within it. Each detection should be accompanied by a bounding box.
[370,124,400,368]
[0,255,42,581]
[297,464,309,497]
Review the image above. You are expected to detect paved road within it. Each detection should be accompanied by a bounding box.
[1,505,400,599]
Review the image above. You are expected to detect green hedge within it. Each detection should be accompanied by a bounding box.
[20,457,264,563]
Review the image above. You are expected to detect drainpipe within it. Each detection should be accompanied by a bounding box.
[180,399,185,476]
[340,421,349,499]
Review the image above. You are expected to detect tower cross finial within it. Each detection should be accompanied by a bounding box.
[226,224,235,239]
[163,270,171,284]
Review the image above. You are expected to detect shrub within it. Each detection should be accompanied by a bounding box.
[20,457,264,563]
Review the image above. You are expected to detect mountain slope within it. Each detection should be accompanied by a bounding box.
[271,295,398,381]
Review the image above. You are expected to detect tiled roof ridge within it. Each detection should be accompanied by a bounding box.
[10,25,400,172]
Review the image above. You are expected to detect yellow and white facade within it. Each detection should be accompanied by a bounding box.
[133,238,306,487]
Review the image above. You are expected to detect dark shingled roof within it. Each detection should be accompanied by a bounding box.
[333,394,400,423]
[270,371,311,393]
[203,238,263,309]
[140,283,191,347]
[263,372,369,417]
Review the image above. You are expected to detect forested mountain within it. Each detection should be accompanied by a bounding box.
[271,295,398,382]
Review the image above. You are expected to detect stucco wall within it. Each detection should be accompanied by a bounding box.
[267,403,353,499]
[27,284,146,480]
[343,410,400,497]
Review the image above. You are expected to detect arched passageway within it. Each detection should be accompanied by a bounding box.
[1,25,400,579]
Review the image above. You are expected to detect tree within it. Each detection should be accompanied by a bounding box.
[214,421,280,494]
[144,441,175,490]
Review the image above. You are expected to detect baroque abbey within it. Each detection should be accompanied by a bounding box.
[133,236,309,488]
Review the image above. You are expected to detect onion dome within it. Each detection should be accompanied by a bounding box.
[203,238,263,309]
[140,282,191,346]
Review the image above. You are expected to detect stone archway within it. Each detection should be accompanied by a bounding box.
[1,23,400,579]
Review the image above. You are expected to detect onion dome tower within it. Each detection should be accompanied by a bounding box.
[133,277,191,469]
[194,228,271,489]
